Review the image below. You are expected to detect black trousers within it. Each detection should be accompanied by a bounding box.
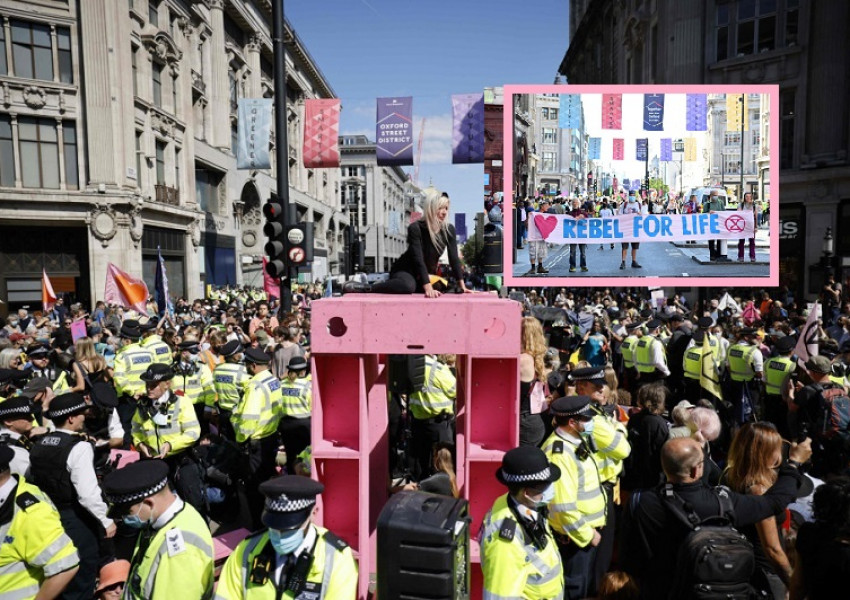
[58,506,102,600]
[242,434,280,529]
[558,536,599,600]
[764,393,790,438]
[596,482,617,582]
[410,415,453,480]
[164,451,206,520]
[278,416,312,474]
[371,271,418,294]
[117,396,137,449]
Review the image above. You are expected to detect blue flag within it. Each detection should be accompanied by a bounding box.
[154,246,172,317]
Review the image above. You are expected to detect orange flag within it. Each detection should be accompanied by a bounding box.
[42,269,57,312]
[104,263,149,314]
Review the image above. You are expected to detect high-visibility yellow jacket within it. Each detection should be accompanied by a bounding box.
[214,362,249,412]
[480,494,564,600]
[683,345,710,380]
[727,343,758,382]
[0,476,79,600]
[620,335,639,369]
[764,356,795,395]
[131,393,200,457]
[124,500,214,600]
[213,525,358,600]
[232,370,281,444]
[634,335,665,374]
[142,335,173,365]
[114,343,155,397]
[280,375,312,419]
[590,413,630,483]
[173,362,217,407]
[541,431,606,547]
[409,356,456,420]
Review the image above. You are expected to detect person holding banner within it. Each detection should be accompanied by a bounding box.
[526,198,551,275]
[738,192,758,262]
[567,198,590,273]
[618,191,646,270]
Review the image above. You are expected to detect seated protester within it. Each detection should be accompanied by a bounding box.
[95,559,130,600]
[417,442,459,498]
[622,437,812,600]
[691,406,724,486]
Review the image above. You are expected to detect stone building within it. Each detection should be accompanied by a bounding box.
[533,94,584,198]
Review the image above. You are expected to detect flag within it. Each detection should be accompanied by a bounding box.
[42,269,57,312]
[262,257,278,300]
[686,93,708,131]
[612,138,624,160]
[104,263,149,314]
[726,94,748,132]
[643,93,665,131]
[236,98,273,169]
[636,138,648,161]
[154,247,172,317]
[742,301,759,326]
[700,332,723,401]
[660,138,673,161]
[451,93,485,164]
[303,99,341,168]
[325,277,333,298]
[684,137,697,161]
[794,302,820,365]
[718,292,742,314]
[376,96,414,166]
[559,94,582,129]
[588,137,601,160]
[601,93,622,129]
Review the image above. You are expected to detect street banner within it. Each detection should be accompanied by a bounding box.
[261,257,278,300]
[794,301,820,365]
[104,263,149,314]
[376,96,414,166]
[451,93,484,164]
[236,98,272,169]
[601,93,622,129]
[42,269,56,312]
[684,137,697,161]
[559,94,582,129]
[154,247,172,317]
[588,137,601,160]
[700,331,723,401]
[303,99,341,168]
[612,138,624,160]
[622,179,630,190]
[632,179,641,191]
[636,138,648,161]
[527,210,755,244]
[726,94,749,132]
[660,138,673,161]
[686,94,707,131]
[643,93,665,131]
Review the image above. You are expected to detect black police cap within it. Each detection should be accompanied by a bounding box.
[45,392,88,420]
[775,336,797,354]
[645,318,664,331]
[219,339,242,358]
[26,344,50,358]
[139,363,174,383]
[550,395,595,420]
[697,316,715,329]
[259,475,324,531]
[0,369,32,387]
[0,396,33,420]
[103,460,170,510]
[691,329,705,344]
[496,446,561,487]
[287,357,308,372]
[119,323,142,339]
[177,340,200,351]
[243,348,271,365]
[569,366,606,384]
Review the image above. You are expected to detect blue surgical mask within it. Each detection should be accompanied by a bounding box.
[526,484,555,509]
[580,418,595,437]
[123,505,153,529]
[268,527,304,555]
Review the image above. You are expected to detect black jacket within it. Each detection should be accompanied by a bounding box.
[391,221,463,287]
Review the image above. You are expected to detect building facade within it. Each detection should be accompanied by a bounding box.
[560,0,850,299]
[0,0,344,314]
[705,93,762,196]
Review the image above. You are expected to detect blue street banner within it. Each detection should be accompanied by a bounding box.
[636,138,648,161]
[623,179,631,190]
[376,97,414,166]
[559,94,582,129]
[660,138,673,161]
[154,246,172,317]
[643,94,665,131]
[588,137,601,160]
[451,93,484,164]
[631,179,641,190]
[236,99,273,169]
[686,93,708,131]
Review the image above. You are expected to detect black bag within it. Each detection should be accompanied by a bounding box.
[661,484,757,600]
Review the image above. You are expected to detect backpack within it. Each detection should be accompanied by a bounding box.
[814,383,850,440]
[661,484,757,600]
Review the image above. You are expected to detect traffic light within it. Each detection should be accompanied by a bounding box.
[263,198,286,278]
[285,222,314,267]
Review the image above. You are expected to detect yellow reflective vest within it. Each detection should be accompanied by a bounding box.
[683,345,709,380]
[173,362,217,407]
[280,375,312,419]
[142,335,173,365]
[124,499,214,600]
[634,335,665,374]
[620,335,639,369]
[728,343,757,382]
[480,494,564,600]
[131,392,201,457]
[764,356,795,395]
[214,362,250,412]
[590,413,630,484]
[0,476,79,600]
[213,525,358,600]
[232,370,282,444]
[542,431,606,547]
[114,343,155,397]
[409,356,456,420]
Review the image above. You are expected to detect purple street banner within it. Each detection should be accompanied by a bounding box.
[376,97,414,166]
[636,138,648,161]
[632,179,641,190]
[643,94,665,131]
[452,93,484,164]
[623,179,631,190]
[686,94,708,131]
[559,94,582,129]
[588,137,601,160]
[660,138,673,161]
[528,210,755,244]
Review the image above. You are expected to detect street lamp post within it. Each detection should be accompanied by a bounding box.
[674,139,684,197]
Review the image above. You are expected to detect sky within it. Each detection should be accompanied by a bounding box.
[286,0,569,224]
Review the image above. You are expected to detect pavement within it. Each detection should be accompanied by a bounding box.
[512,225,771,278]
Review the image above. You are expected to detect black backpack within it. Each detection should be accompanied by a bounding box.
[661,484,757,600]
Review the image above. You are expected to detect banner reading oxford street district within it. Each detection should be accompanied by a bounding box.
[376,96,414,166]
[529,211,755,244]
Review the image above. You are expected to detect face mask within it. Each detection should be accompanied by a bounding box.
[580,418,595,437]
[525,483,554,509]
[123,505,153,529]
[268,527,304,555]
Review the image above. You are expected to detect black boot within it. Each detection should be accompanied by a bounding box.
[342,281,372,294]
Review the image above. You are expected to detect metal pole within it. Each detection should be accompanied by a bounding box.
[273,0,292,315]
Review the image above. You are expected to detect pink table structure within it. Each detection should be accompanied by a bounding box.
[310,295,521,598]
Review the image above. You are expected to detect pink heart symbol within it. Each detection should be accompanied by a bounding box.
[534,214,558,240]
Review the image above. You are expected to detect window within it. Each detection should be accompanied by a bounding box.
[175,148,181,190]
[152,62,163,107]
[543,152,556,172]
[231,123,237,156]
[131,46,138,96]
[195,167,222,213]
[725,132,741,145]
[63,122,78,189]
[736,0,776,56]
[57,27,72,83]
[172,76,178,114]
[780,88,795,169]
[786,0,799,46]
[155,140,166,185]
[18,117,59,189]
[135,130,142,183]
[752,130,761,146]
[0,25,6,76]
[543,128,557,144]
[0,115,14,187]
[11,20,53,81]
[651,24,658,80]
[149,1,159,28]
[549,108,558,121]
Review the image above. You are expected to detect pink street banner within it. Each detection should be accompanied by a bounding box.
[303,99,341,168]
[528,211,755,244]
[686,94,708,131]
[601,93,622,129]
[612,138,624,160]
[612,177,619,191]
[451,93,484,164]
[376,96,414,166]
[643,93,665,131]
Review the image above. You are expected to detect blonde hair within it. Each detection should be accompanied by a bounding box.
[520,317,547,381]
[421,189,450,248]
[75,337,107,373]
[433,445,459,498]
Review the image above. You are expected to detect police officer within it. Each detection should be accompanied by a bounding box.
[682,329,716,406]
[29,393,116,600]
[726,326,764,424]
[619,321,642,392]
[0,396,36,477]
[213,339,249,441]
[634,319,670,390]
[131,363,204,517]
[17,376,53,426]
[480,446,564,599]
[139,318,172,365]
[233,348,282,529]
[278,356,312,475]
[214,475,358,600]
[173,339,216,433]
[113,321,154,448]
[541,395,607,599]
[102,460,214,600]
[0,445,80,599]
[408,354,456,480]
[665,314,693,405]
[26,343,61,384]
[764,335,797,438]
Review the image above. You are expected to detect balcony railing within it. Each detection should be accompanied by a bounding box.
[155,184,180,206]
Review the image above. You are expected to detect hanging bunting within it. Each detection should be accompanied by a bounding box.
[660,138,673,161]
[451,93,484,164]
[612,138,624,160]
[559,94,582,129]
[686,93,707,131]
[236,98,273,169]
[726,94,749,132]
[643,93,665,131]
[588,137,601,160]
[601,93,622,129]
[376,96,414,166]
[684,137,697,161]
[303,99,341,168]
[636,138,648,161]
